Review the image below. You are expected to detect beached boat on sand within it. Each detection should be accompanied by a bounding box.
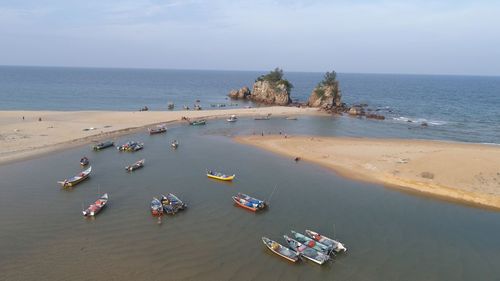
[125,159,145,172]
[58,166,92,188]
[148,125,167,135]
[262,237,299,263]
[305,229,347,253]
[83,193,108,217]
[291,230,332,255]
[283,235,330,265]
[207,170,235,181]
[93,141,114,150]
[151,197,163,216]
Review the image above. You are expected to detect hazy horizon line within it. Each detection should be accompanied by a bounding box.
[1,63,499,78]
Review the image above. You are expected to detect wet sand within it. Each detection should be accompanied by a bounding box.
[235,135,500,209]
[0,107,320,165]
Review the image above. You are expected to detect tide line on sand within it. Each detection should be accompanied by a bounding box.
[234,135,500,210]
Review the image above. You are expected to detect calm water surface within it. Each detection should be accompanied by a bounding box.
[1,118,499,281]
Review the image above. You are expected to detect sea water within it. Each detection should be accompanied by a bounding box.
[0,65,499,144]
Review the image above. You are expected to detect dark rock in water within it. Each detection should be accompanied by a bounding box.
[228,86,251,100]
[366,113,385,120]
[348,106,365,116]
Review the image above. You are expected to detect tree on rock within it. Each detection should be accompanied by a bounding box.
[308,70,342,110]
[251,67,293,105]
[256,67,293,93]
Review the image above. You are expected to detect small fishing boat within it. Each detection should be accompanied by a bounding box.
[93,141,114,150]
[148,126,167,135]
[171,140,179,149]
[285,116,298,120]
[206,170,235,181]
[159,195,179,215]
[232,197,261,212]
[283,235,329,265]
[151,197,163,216]
[232,193,266,212]
[305,229,347,253]
[194,104,202,110]
[58,166,92,188]
[262,237,299,263]
[190,119,206,126]
[290,230,332,255]
[163,193,187,210]
[167,102,175,110]
[83,193,108,217]
[80,156,89,166]
[117,141,144,152]
[125,159,145,172]
[227,115,237,122]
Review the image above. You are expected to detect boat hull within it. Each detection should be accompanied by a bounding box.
[232,197,259,212]
[262,237,299,263]
[207,174,235,181]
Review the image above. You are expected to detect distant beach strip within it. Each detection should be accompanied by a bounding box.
[0,107,322,165]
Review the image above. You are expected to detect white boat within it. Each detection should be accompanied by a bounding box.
[283,235,329,265]
[227,115,237,122]
[305,229,347,253]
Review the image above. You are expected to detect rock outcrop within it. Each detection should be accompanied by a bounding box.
[308,71,345,112]
[228,86,251,100]
[308,85,342,110]
[250,80,291,106]
[228,68,293,106]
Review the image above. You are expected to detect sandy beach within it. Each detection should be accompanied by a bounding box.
[0,107,320,165]
[235,135,500,209]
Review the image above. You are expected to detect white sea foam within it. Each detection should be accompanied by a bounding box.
[392,116,448,126]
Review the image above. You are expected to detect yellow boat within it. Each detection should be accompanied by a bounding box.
[206,170,235,181]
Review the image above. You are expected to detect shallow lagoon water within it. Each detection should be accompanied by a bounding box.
[1,117,500,280]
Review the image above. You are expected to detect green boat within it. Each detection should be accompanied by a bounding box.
[190,119,206,126]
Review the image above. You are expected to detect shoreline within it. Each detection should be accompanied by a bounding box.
[0,107,322,166]
[235,135,500,210]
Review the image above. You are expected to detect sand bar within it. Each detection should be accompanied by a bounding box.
[235,135,500,209]
[0,107,320,165]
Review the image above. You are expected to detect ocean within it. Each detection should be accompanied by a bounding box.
[0,65,499,144]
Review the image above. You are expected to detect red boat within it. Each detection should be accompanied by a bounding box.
[232,195,266,212]
[82,193,108,217]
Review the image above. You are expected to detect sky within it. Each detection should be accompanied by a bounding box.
[0,0,499,75]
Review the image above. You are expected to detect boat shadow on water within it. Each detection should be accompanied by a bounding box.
[207,178,235,186]
[261,246,338,269]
